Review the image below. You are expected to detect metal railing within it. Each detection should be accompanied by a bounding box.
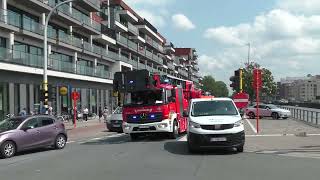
[128,40,137,51]
[146,50,153,59]
[282,106,320,126]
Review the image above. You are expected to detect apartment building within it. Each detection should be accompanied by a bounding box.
[174,48,200,83]
[0,0,200,119]
[278,76,320,102]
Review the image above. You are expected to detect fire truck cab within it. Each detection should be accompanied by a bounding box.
[113,70,193,140]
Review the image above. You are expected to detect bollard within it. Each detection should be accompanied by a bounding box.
[307,111,309,122]
[316,112,319,125]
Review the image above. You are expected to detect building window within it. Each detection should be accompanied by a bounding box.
[0,82,9,121]
[0,37,6,48]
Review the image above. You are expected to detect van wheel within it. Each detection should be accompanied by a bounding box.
[130,133,139,141]
[169,120,179,139]
[237,146,244,153]
[1,141,16,158]
[188,142,198,153]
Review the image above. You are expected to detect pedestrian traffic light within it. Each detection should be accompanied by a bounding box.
[230,69,240,92]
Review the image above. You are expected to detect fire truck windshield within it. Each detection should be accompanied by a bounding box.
[124,90,165,107]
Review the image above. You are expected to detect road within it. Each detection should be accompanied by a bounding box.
[1,118,320,180]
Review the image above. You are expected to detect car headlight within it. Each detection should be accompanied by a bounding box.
[234,120,243,127]
[189,121,201,128]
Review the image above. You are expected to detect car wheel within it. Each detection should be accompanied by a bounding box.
[169,120,179,139]
[237,146,244,153]
[130,133,139,141]
[0,141,16,158]
[248,112,255,119]
[272,112,279,120]
[55,134,67,149]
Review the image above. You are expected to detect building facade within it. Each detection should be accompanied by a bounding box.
[278,76,320,103]
[0,0,200,119]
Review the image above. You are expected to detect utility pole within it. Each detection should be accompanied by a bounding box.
[43,0,79,114]
[246,43,250,66]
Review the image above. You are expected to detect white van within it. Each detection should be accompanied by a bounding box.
[184,98,245,153]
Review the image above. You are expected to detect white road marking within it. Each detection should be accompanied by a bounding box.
[107,133,126,138]
[279,152,320,159]
[66,141,75,144]
[177,135,187,142]
[246,134,294,137]
[245,119,257,134]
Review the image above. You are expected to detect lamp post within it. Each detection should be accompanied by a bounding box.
[43,0,80,114]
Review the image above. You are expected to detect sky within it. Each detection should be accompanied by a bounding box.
[124,0,320,85]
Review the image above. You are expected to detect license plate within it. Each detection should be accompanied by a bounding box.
[112,124,121,127]
[210,137,227,142]
[139,125,149,129]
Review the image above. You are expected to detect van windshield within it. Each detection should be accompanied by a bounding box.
[191,100,238,117]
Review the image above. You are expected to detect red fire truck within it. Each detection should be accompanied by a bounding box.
[113,70,201,140]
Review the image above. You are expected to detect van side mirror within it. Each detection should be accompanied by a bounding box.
[183,110,189,117]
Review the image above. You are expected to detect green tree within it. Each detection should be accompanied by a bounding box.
[201,75,229,97]
[242,62,277,101]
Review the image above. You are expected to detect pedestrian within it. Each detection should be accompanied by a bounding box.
[83,107,89,121]
[98,107,103,122]
[19,108,27,117]
[103,106,109,121]
[48,106,53,116]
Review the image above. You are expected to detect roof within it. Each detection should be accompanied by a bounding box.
[191,97,233,103]
[174,48,192,56]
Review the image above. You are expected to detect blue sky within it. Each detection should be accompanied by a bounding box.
[125,0,320,85]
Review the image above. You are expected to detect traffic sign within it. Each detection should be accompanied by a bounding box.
[71,91,80,100]
[233,92,249,109]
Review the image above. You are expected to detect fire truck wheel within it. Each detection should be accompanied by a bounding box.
[169,120,179,139]
[130,133,139,141]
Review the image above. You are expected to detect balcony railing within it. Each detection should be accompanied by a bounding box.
[92,44,102,55]
[117,34,128,46]
[102,50,119,61]
[146,50,153,59]
[128,40,137,51]
[0,47,43,68]
[83,41,93,52]
[58,34,82,48]
[128,22,138,35]
[0,47,112,79]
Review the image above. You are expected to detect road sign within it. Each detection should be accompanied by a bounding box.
[233,92,249,109]
[71,91,80,100]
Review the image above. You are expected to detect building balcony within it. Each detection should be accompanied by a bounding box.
[129,35,145,44]
[75,0,101,12]
[146,49,153,59]
[127,22,139,36]
[118,10,139,23]
[102,50,119,62]
[164,42,175,53]
[128,40,138,51]
[136,24,164,43]
[0,47,111,80]
[114,21,128,32]
[167,62,175,70]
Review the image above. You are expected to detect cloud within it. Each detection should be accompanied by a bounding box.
[124,0,174,28]
[172,14,195,31]
[202,6,320,82]
[277,0,320,14]
[136,10,166,27]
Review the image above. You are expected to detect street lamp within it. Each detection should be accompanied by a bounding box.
[245,43,250,66]
[43,0,81,114]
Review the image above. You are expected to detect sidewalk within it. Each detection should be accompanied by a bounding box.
[64,118,115,142]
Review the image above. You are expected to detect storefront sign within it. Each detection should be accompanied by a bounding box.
[60,86,68,96]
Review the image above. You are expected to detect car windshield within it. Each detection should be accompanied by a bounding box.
[191,100,238,117]
[0,117,25,131]
[267,105,279,109]
[124,90,164,107]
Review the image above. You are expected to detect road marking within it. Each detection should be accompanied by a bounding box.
[91,137,103,141]
[245,119,257,134]
[279,152,320,159]
[66,141,75,144]
[246,134,295,137]
[177,135,187,141]
[107,133,126,138]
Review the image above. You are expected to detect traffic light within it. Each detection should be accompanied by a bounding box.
[230,69,240,92]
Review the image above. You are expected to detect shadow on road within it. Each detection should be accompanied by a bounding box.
[164,141,238,156]
[13,147,54,157]
[81,133,170,145]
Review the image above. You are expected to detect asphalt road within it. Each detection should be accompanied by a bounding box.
[1,118,320,180]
